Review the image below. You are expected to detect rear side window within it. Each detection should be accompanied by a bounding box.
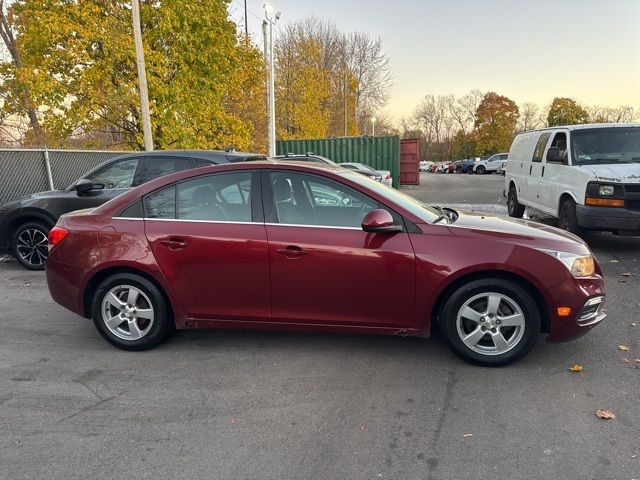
[145,186,176,219]
[119,199,144,218]
[134,157,193,186]
[193,158,216,167]
[177,172,252,222]
[532,133,552,162]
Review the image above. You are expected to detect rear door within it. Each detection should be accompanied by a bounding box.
[263,169,416,328]
[144,170,271,321]
[526,132,552,210]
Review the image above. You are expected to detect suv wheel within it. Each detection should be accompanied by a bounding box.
[91,273,175,351]
[559,198,585,237]
[507,186,525,218]
[12,221,50,270]
[476,165,486,175]
[440,278,540,366]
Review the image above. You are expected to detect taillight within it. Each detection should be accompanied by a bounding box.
[48,226,69,249]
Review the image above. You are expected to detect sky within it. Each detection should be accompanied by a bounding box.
[230,0,640,123]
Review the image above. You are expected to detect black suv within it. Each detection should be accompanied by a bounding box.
[0,150,264,269]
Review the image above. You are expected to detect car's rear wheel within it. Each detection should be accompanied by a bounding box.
[91,273,174,350]
[559,198,585,237]
[12,221,50,270]
[507,186,525,218]
[476,165,486,175]
[440,278,540,366]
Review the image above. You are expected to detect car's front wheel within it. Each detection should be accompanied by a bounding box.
[507,186,525,218]
[440,278,540,366]
[12,221,50,270]
[91,273,175,350]
[559,198,585,237]
[476,165,486,175]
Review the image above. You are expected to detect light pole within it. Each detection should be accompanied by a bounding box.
[131,0,153,150]
[264,3,280,157]
[371,117,377,137]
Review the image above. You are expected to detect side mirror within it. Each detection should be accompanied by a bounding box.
[75,178,104,195]
[546,147,567,164]
[361,209,402,233]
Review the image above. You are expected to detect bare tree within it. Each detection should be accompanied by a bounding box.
[517,102,542,132]
[0,0,45,145]
[458,89,484,130]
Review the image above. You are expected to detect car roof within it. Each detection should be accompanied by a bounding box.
[112,149,265,161]
[523,123,640,134]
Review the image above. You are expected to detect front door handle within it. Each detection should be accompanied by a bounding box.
[160,238,189,250]
[276,245,307,258]
[541,166,545,177]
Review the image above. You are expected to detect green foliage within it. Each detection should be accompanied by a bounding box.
[6,0,266,150]
[547,97,589,127]
[474,92,519,156]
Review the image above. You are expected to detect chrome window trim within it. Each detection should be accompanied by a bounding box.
[144,218,258,225]
[265,222,362,231]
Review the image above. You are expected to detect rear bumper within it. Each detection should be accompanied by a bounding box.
[576,204,640,233]
[545,275,606,342]
[46,256,88,317]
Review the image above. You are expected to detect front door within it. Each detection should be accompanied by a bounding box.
[144,170,271,321]
[264,170,416,327]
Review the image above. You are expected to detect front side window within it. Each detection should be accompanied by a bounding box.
[178,172,252,222]
[532,133,552,163]
[270,172,377,228]
[90,158,139,189]
[135,156,192,186]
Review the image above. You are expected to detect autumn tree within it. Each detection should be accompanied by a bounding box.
[474,92,519,156]
[547,97,589,127]
[4,0,265,150]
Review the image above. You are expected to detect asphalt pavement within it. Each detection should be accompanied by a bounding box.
[1,173,639,480]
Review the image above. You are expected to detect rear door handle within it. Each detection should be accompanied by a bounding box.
[276,245,307,258]
[160,238,189,250]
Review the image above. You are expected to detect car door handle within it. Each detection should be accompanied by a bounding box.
[160,238,189,250]
[541,166,545,177]
[529,165,533,175]
[276,245,307,258]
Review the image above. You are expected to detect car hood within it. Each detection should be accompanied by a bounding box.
[584,164,640,183]
[446,209,589,253]
[24,189,72,200]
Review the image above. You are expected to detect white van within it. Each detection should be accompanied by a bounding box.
[504,123,640,236]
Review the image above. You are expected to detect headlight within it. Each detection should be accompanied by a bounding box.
[598,185,614,196]
[540,250,595,277]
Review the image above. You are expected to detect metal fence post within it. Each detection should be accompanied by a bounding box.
[43,149,55,190]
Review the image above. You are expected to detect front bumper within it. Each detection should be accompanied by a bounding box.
[576,204,640,234]
[545,275,606,342]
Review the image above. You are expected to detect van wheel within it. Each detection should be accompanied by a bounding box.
[440,278,540,366]
[559,199,585,237]
[476,165,486,175]
[91,273,175,351]
[507,186,525,218]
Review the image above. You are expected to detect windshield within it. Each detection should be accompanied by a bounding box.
[340,171,441,223]
[571,127,640,164]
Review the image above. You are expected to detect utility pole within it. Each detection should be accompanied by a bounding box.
[264,3,280,157]
[262,20,269,146]
[132,0,153,151]
[244,0,249,39]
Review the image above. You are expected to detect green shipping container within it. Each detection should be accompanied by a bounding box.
[276,136,401,188]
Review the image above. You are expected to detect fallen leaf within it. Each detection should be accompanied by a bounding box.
[23,281,30,287]
[463,433,473,437]
[635,358,640,364]
[631,323,637,326]
[619,345,631,351]
[610,259,619,263]
[229,418,237,425]
[569,364,583,372]
[595,409,615,419]
[621,358,630,364]
[622,272,633,277]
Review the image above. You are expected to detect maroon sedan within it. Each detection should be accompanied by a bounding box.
[45,162,606,366]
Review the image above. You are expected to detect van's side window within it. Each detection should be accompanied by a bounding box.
[549,132,568,161]
[532,133,551,162]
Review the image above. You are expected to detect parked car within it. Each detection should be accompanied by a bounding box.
[0,150,265,269]
[47,161,605,366]
[419,160,433,172]
[473,153,509,174]
[497,160,508,175]
[454,158,477,174]
[339,162,393,187]
[436,162,451,174]
[505,123,640,236]
[447,162,457,174]
[430,164,439,173]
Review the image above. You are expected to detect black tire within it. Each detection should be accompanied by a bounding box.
[91,273,175,351]
[476,165,486,175]
[440,278,540,367]
[12,221,50,270]
[507,186,525,218]
[455,167,463,174]
[559,198,586,237]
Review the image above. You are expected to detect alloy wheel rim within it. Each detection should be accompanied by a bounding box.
[16,228,48,267]
[456,292,526,356]
[101,285,154,341]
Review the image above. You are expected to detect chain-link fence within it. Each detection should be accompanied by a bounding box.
[0,149,127,205]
